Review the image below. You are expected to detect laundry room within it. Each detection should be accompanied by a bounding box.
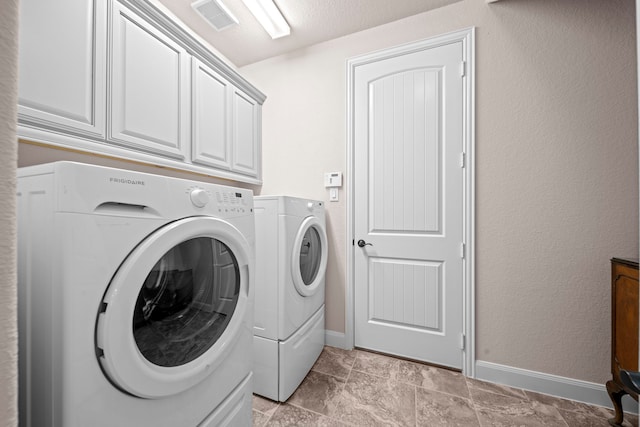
[1,0,639,426]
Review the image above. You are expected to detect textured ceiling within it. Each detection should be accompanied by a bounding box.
[157,0,462,66]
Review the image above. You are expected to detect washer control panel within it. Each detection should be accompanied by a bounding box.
[215,190,249,214]
[185,185,249,214]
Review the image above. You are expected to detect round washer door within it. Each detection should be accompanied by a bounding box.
[291,216,328,297]
[96,216,251,399]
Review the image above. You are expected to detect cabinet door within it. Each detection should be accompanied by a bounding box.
[231,88,261,178]
[18,0,106,137]
[110,1,189,160]
[191,58,232,170]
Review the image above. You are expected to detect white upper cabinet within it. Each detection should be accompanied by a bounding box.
[18,0,106,137]
[17,0,265,184]
[232,88,261,179]
[109,1,190,160]
[192,58,232,170]
[192,58,262,179]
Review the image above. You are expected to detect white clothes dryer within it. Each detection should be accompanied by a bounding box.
[253,196,327,401]
[17,162,255,427]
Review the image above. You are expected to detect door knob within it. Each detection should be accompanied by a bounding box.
[357,239,372,248]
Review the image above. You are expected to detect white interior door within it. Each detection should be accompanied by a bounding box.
[353,40,465,369]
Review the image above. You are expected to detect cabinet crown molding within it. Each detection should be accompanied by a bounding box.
[120,0,266,105]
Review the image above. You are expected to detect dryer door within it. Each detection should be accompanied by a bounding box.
[96,216,251,399]
[291,216,328,297]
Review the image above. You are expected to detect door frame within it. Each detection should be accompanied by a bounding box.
[345,27,476,377]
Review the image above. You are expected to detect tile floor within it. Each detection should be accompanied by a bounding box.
[252,346,639,427]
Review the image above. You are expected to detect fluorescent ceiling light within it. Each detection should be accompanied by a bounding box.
[241,0,290,39]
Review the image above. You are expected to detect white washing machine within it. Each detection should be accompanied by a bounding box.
[252,196,327,401]
[17,162,255,427]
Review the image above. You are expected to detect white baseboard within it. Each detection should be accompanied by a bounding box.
[325,330,347,349]
[475,360,637,413]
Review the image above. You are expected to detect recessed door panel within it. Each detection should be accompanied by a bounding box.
[369,258,442,331]
[370,69,442,234]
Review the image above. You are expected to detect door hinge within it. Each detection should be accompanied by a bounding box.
[460,243,466,259]
[459,152,466,168]
[460,333,466,350]
[460,61,466,77]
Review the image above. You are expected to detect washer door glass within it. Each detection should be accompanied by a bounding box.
[133,237,239,367]
[291,216,328,297]
[299,227,322,286]
[96,217,251,399]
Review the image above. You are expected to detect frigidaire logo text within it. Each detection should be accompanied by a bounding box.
[109,177,146,186]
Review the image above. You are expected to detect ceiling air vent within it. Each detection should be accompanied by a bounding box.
[191,0,239,32]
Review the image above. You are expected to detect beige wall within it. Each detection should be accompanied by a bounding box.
[1,0,19,425]
[240,0,639,384]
